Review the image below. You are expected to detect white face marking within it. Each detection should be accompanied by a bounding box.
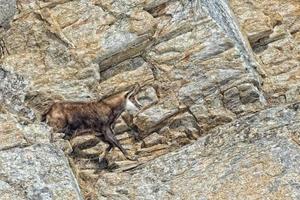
[126,98,139,114]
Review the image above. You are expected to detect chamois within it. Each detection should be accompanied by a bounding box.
[41,84,141,161]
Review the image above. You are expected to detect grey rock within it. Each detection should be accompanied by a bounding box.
[136,86,159,108]
[0,0,16,28]
[0,114,28,151]
[101,57,146,81]
[168,112,201,140]
[134,102,179,134]
[238,83,260,104]
[0,144,83,200]
[223,87,241,112]
[200,0,264,81]
[141,132,166,148]
[0,67,35,120]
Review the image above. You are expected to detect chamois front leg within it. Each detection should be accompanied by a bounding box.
[103,126,137,161]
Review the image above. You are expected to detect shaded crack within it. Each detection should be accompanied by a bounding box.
[252,34,286,52]
[98,36,154,73]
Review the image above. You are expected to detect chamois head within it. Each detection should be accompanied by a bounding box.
[101,83,141,115]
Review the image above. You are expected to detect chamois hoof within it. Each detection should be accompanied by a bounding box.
[98,157,109,169]
[63,134,71,140]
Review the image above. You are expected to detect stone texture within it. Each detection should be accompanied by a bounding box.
[0,67,35,120]
[134,100,180,134]
[0,144,83,200]
[229,0,300,104]
[0,0,16,28]
[100,57,147,81]
[136,86,159,108]
[0,114,28,151]
[95,64,155,97]
[1,0,300,199]
[0,112,51,151]
[95,104,300,200]
[141,132,166,148]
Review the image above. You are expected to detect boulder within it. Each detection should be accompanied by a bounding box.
[0,144,83,200]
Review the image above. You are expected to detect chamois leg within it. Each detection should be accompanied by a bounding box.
[61,125,73,140]
[92,143,113,170]
[98,144,112,166]
[103,127,137,161]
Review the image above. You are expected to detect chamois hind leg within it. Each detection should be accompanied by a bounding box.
[103,126,137,161]
[61,125,73,140]
[97,144,112,168]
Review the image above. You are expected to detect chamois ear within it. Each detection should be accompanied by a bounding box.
[125,83,140,98]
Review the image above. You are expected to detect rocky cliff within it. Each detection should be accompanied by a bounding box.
[0,0,300,199]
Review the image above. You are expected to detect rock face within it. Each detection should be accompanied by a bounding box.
[96,104,300,199]
[0,113,83,199]
[0,144,83,200]
[0,0,16,28]
[229,0,300,104]
[0,0,300,199]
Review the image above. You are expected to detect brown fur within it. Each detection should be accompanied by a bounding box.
[41,84,140,161]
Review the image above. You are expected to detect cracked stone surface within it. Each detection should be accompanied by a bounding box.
[0,144,83,200]
[0,0,300,199]
[229,0,300,104]
[95,104,300,200]
[0,0,16,28]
